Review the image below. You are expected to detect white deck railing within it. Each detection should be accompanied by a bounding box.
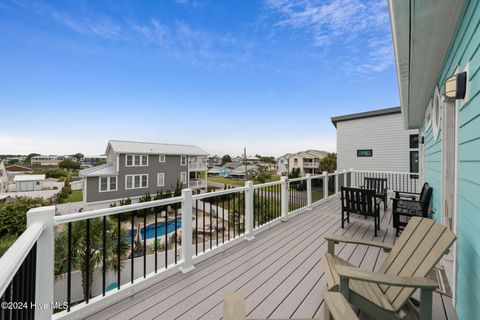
[0,168,421,319]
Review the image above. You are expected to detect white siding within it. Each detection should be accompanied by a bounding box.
[336,112,418,172]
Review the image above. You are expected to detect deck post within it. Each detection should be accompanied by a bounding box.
[334,170,339,194]
[180,189,195,273]
[343,169,347,188]
[244,181,255,241]
[323,171,329,199]
[280,176,288,221]
[27,206,55,320]
[306,174,312,209]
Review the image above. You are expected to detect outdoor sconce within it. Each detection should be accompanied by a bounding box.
[445,71,467,101]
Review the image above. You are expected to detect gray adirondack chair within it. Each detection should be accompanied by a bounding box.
[321,217,456,320]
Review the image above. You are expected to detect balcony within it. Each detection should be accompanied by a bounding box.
[188,179,207,188]
[303,161,319,168]
[189,161,208,171]
[1,170,451,320]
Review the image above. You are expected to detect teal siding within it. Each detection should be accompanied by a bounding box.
[422,125,442,223]
[422,0,480,318]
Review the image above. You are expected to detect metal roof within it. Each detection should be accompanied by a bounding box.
[330,107,401,127]
[79,164,117,177]
[106,140,208,156]
[14,174,45,182]
[290,150,328,159]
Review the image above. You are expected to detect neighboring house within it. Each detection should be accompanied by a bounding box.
[5,164,33,179]
[207,166,231,177]
[14,174,45,191]
[389,1,476,318]
[31,155,61,166]
[223,161,240,170]
[276,153,291,175]
[207,155,221,168]
[81,155,107,167]
[229,165,258,180]
[288,150,328,176]
[0,161,8,193]
[80,140,208,209]
[331,107,419,172]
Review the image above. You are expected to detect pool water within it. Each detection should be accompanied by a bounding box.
[126,218,182,243]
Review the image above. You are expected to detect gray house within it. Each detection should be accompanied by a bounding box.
[80,140,208,209]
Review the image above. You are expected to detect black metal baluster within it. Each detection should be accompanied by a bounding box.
[195,200,198,256]
[209,202,212,249]
[222,198,225,244]
[67,222,72,310]
[117,214,121,290]
[233,194,236,238]
[86,219,90,303]
[154,207,158,273]
[131,210,135,283]
[215,197,219,247]
[165,206,168,268]
[174,207,178,264]
[227,195,231,241]
[102,215,106,296]
[143,211,147,278]
[202,200,205,252]
[253,189,257,228]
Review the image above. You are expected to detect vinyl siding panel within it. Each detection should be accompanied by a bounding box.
[421,1,480,318]
[336,112,417,171]
[422,125,442,223]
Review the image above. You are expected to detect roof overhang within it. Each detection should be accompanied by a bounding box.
[388,0,465,129]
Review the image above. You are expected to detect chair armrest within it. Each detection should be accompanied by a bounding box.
[392,198,423,205]
[324,234,393,252]
[394,191,421,195]
[336,266,438,289]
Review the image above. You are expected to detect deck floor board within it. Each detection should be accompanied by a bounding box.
[87,196,456,320]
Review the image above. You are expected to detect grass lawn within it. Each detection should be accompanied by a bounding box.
[64,190,83,203]
[312,190,324,203]
[208,175,281,187]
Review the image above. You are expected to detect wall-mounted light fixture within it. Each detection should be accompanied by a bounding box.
[445,71,467,101]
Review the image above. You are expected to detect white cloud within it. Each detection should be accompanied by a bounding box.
[264,0,393,75]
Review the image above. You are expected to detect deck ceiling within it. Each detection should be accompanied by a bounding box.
[388,0,465,129]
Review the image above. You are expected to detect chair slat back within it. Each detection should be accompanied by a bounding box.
[364,177,387,194]
[341,187,376,216]
[379,217,456,311]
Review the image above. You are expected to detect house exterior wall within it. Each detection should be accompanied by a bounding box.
[419,1,480,318]
[276,156,289,175]
[288,156,305,176]
[85,154,187,204]
[336,112,418,172]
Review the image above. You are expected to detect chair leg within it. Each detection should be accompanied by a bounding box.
[342,210,345,228]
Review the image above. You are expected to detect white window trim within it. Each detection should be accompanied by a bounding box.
[157,173,165,187]
[159,154,166,163]
[180,155,187,166]
[432,86,441,141]
[98,176,118,193]
[180,172,187,184]
[125,154,149,167]
[125,174,149,190]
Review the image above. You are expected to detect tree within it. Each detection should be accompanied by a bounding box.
[221,155,232,165]
[59,159,81,170]
[25,153,40,163]
[54,217,129,301]
[319,153,337,173]
[288,168,301,179]
[73,153,84,162]
[94,159,107,166]
[255,154,276,164]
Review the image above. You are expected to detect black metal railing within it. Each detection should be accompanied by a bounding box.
[288,179,308,212]
[253,183,281,228]
[0,243,37,320]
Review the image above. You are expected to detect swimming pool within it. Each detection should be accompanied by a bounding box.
[126,218,182,243]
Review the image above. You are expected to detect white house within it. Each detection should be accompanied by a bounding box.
[276,153,291,175]
[0,161,8,193]
[331,107,419,172]
[14,174,45,191]
[288,150,328,176]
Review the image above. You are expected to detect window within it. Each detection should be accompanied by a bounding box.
[294,158,298,166]
[159,154,165,163]
[357,149,373,157]
[410,134,419,149]
[180,155,187,166]
[410,151,419,173]
[180,172,187,184]
[125,174,148,190]
[125,155,148,167]
[157,173,165,187]
[99,176,118,192]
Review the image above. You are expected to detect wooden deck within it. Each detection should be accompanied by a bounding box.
[89,196,457,320]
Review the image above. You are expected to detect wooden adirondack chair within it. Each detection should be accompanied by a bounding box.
[321,217,456,320]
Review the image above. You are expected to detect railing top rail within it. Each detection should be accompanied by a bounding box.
[310,174,326,180]
[351,169,419,175]
[288,177,307,183]
[0,222,44,296]
[193,186,248,200]
[54,195,184,225]
[253,180,282,189]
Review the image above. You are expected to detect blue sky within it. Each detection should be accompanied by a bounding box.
[0,0,399,157]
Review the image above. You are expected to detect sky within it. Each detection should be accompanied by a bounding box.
[0,0,399,157]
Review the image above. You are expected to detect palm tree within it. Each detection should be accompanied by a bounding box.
[54,217,129,301]
[319,153,337,173]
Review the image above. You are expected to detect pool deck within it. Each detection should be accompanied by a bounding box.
[87,196,457,320]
